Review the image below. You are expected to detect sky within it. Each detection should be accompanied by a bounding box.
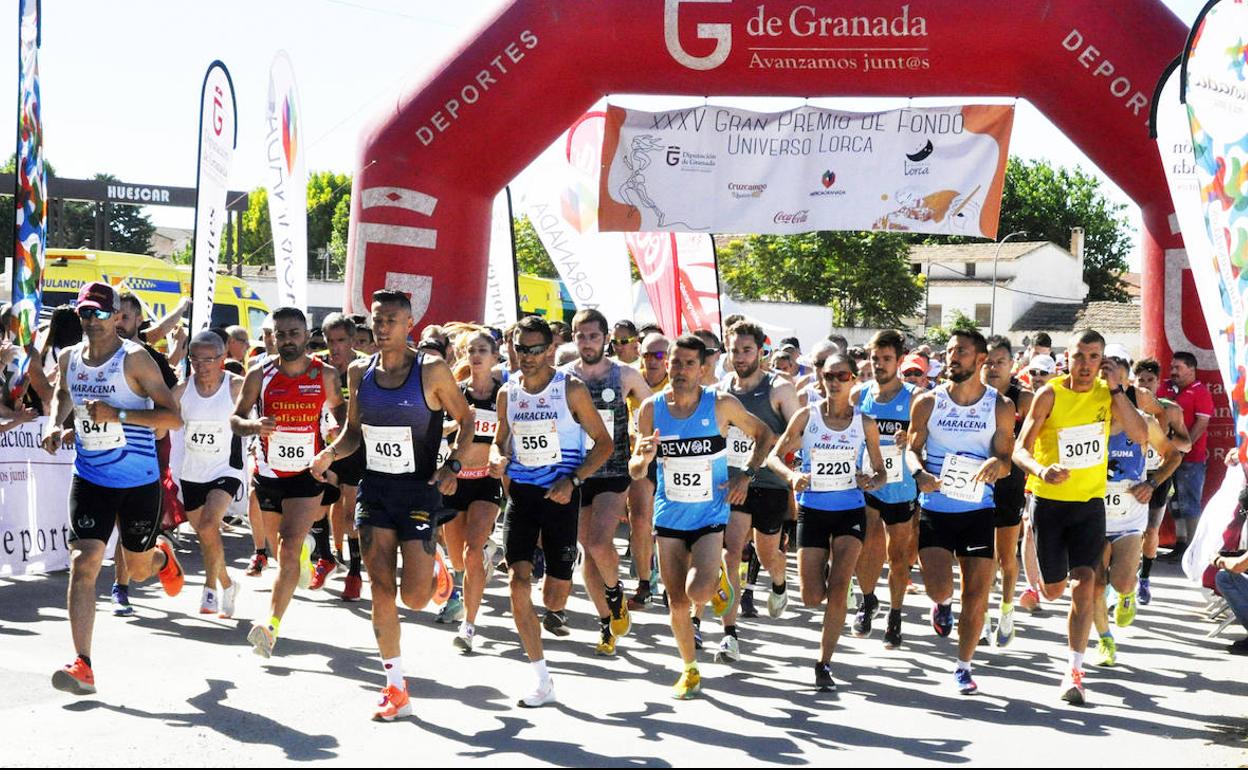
[0,0,1214,269]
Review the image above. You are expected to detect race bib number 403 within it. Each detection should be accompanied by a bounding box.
[363,424,416,474]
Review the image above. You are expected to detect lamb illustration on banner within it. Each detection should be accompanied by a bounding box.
[617,134,708,231]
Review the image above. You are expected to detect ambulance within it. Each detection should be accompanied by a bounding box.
[38,249,270,338]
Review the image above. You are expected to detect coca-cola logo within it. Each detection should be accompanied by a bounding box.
[773,210,810,225]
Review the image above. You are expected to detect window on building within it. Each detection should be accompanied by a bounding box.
[975,303,992,327]
[926,304,943,327]
[965,262,977,277]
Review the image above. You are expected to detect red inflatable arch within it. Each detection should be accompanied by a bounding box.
[346,0,1228,487]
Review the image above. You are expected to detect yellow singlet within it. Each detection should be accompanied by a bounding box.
[1027,377,1113,502]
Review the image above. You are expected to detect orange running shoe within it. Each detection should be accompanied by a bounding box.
[155,537,184,597]
[52,657,96,696]
[372,684,412,722]
[432,546,453,606]
[309,559,335,591]
[341,573,362,602]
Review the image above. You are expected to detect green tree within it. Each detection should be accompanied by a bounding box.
[999,158,1131,302]
[239,170,353,274]
[718,231,924,328]
[513,215,558,278]
[925,309,978,347]
[91,173,156,254]
[915,157,1133,302]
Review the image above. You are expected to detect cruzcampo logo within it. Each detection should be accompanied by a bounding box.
[821,170,836,188]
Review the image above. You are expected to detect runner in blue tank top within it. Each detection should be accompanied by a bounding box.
[906,329,1015,696]
[489,315,612,709]
[41,282,185,697]
[849,329,922,647]
[630,334,773,700]
[1090,354,1181,668]
[310,289,473,722]
[767,353,887,691]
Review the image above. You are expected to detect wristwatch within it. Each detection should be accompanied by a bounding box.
[570,475,583,488]
[1145,477,1158,489]
[743,466,758,480]
[1110,385,1126,396]
[117,409,129,423]
[447,458,463,474]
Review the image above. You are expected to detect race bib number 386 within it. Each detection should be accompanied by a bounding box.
[268,430,315,473]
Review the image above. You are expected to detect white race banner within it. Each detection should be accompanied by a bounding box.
[0,418,75,576]
[265,51,308,311]
[484,187,518,327]
[525,112,634,324]
[1183,1,1248,463]
[1154,61,1234,383]
[598,103,1013,238]
[190,61,238,335]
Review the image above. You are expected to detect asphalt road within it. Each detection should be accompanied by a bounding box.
[2,527,1245,766]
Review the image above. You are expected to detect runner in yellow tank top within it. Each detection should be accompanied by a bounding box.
[1026,377,1112,502]
[1013,329,1147,707]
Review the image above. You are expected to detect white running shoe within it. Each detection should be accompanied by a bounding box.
[767,586,789,618]
[454,621,475,654]
[248,623,276,658]
[218,580,240,619]
[199,588,219,615]
[995,606,1016,647]
[517,678,556,708]
[714,634,741,663]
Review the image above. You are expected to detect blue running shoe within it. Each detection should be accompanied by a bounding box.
[955,668,978,695]
[931,603,953,637]
[1138,578,1152,606]
[111,583,134,617]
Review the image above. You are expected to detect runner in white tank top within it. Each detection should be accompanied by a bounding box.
[174,331,246,618]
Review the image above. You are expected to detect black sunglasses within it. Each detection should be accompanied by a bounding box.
[515,342,550,357]
[821,370,855,383]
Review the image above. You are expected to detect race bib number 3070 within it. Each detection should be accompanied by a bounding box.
[1058,423,1106,469]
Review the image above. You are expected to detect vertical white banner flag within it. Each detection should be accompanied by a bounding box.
[190,61,237,335]
[1154,61,1231,379]
[484,187,518,327]
[265,51,308,311]
[524,112,634,324]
